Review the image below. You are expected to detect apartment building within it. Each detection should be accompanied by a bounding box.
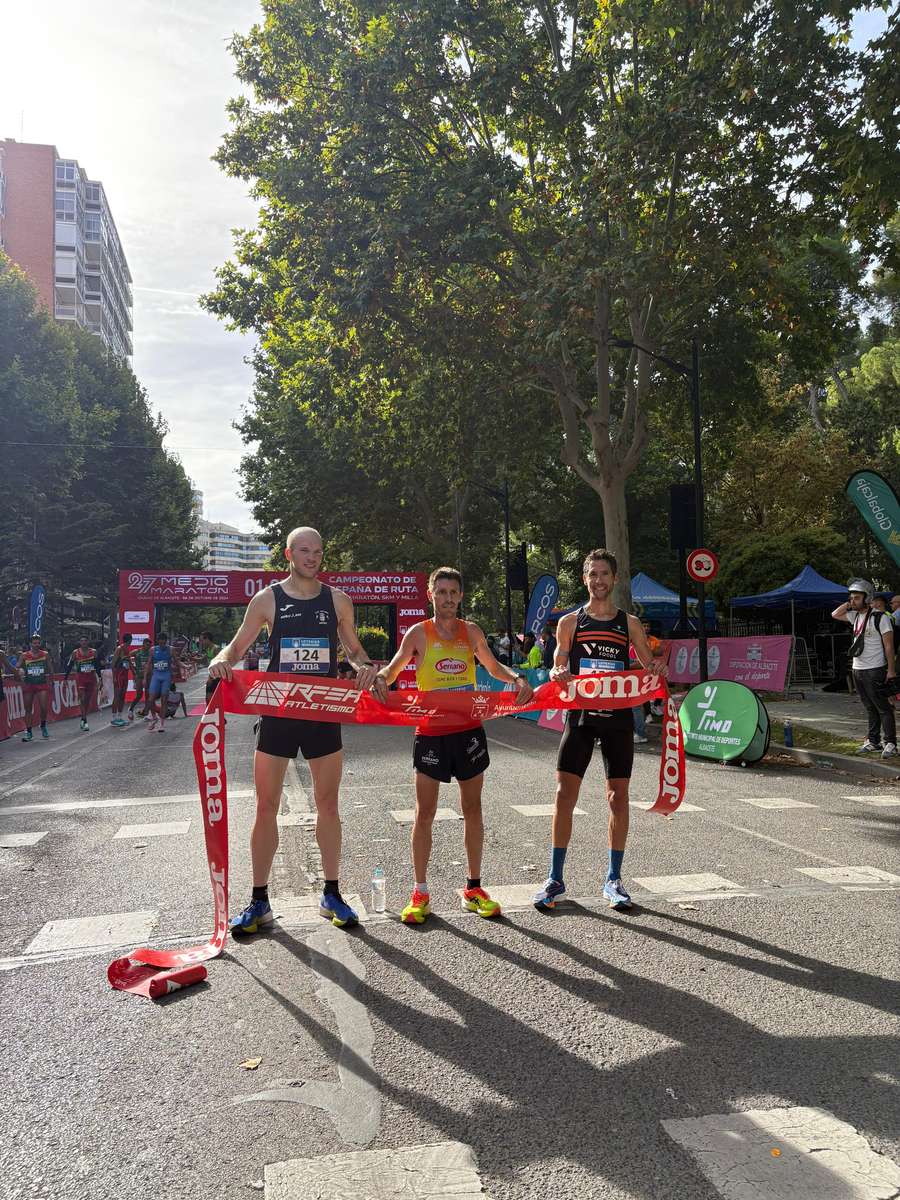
[0,138,133,358]
[195,519,271,571]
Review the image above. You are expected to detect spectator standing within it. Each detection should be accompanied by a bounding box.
[832,581,896,758]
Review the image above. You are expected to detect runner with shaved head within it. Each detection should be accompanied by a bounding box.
[208,526,379,931]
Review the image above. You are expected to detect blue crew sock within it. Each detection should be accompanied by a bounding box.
[607,849,624,882]
[549,847,567,883]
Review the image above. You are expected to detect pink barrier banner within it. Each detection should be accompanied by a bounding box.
[668,636,793,691]
[0,673,106,740]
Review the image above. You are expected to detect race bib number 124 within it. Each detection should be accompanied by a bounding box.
[280,637,330,674]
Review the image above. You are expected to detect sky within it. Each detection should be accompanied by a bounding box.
[0,4,890,534]
[0,0,260,529]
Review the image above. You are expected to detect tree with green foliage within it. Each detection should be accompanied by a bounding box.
[0,255,199,640]
[208,0,896,609]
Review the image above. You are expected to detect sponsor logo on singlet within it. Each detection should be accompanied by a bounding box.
[435,657,467,675]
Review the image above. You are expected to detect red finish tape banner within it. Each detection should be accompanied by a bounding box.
[108,669,684,998]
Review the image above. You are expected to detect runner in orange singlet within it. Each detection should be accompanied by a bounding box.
[18,634,54,742]
[374,566,532,924]
[66,636,100,732]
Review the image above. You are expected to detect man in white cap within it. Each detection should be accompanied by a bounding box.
[832,580,897,757]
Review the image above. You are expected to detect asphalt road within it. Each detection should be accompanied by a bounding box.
[1,677,898,1199]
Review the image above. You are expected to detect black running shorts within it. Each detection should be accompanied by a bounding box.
[255,715,342,761]
[413,726,489,782]
[557,716,634,780]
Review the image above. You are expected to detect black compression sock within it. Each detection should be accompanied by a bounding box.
[323,879,340,897]
[466,877,481,890]
[251,885,269,903]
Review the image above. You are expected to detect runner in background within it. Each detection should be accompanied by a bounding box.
[66,636,101,732]
[144,633,181,733]
[129,636,152,721]
[109,634,133,728]
[373,566,532,924]
[165,681,188,720]
[208,526,379,932]
[533,549,668,913]
[519,632,543,671]
[18,634,54,741]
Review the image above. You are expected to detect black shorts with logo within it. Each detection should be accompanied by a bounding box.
[557,712,634,780]
[256,716,342,761]
[413,726,489,782]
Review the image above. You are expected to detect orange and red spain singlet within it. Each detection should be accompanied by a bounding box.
[415,619,479,734]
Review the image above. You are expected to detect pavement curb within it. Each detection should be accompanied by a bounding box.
[769,742,900,781]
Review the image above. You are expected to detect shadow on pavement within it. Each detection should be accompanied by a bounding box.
[238,908,898,1198]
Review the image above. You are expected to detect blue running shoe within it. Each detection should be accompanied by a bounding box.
[319,892,359,928]
[603,878,632,910]
[533,878,566,910]
[229,898,274,935]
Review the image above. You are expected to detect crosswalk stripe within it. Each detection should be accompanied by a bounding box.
[25,910,158,955]
[842,794,900,806]
[0,831,48,847]
[510,803,586,817]
[0,788,253,816]
[663,1106,900,1198]
[113,821,191,839]
[736,797,817,809]
[390,807,461,824]
[795,865,900,886]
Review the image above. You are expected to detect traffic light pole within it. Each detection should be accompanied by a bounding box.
[691,336,708,682]
[502,479,513,665]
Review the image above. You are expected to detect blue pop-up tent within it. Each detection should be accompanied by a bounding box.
[730,565,846,637]
[552,572,715,631]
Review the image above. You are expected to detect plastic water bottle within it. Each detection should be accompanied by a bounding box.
[371,866,386,913]
[784,719,793,748]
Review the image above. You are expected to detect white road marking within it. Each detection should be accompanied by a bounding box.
[795,866,900,886]
[510,803,586,817]
[277,812,316,827]
[663,890,761,903]
[0,788,253,816]
[264,1141,486,1198]
[113,821,190,839]
[486,734,546,757]
[25,910,158,955]
[632,872,743,895]
[0,831,48,847]
[842,794,900,807]
[701,817,843,866]
[737,797,817,810]
[631,800,706,812]
[663,1105,900,1199]
[390,807,461,824]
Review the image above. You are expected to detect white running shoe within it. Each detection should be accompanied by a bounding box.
[633,733,649,744]
[857,740,882,754]
[882,743,897,759]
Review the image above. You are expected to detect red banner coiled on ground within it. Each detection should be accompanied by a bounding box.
[108,669,684,998]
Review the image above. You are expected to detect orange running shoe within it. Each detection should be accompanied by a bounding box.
[401,888,431,925]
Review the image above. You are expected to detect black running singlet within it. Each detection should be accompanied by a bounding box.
[266,583,339,676]
[568,606,632,730]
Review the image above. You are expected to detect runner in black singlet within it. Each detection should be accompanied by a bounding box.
[208,526,380,933]
[533,549,668,912]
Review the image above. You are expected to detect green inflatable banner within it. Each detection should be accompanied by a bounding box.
[679,680,771,764]
[845,470,900,569]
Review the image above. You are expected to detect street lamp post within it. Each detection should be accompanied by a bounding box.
[472,479,514,664]
[609,335,708,682]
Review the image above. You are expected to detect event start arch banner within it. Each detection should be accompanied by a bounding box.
[118,569,429,686]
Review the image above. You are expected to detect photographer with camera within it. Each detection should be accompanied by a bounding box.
[832,580,897,758]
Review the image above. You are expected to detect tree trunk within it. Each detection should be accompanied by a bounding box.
[598,479,633,611]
